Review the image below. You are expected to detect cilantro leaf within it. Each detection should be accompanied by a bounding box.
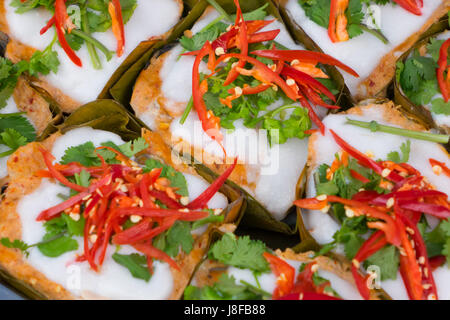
[209,233,270,273]
[112,253,151,282]
[387,140,410,164]
[144,158,188,197]
[37,234,78,258]
[431,98,450,116]
[184,274,269,300]
[0,238,31,257]
[157,221,194,257]
[365,245,399,280]
[180,22,228,52]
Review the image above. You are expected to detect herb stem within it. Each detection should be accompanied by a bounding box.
[70,29,113,61]
[206,0,232,22]
[180,97,194,125]
[359,24,389,45]
[346,118,450,144]
[239,280,272,299]
[80,6,101,69]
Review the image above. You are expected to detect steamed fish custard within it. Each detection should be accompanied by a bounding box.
[397,31,450,133]
[1,0,183,111]
[284,0,448,99]
[0,127,234,299]
[185,233,361,300]
[0,56,61,180]
[295,103,450,300]
[131,1,358,220]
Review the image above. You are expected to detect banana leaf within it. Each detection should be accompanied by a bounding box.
[392,16,450,137]
[273,0,354,107]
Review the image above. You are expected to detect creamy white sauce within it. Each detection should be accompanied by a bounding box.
[142,9,328,219]
[303,108,450,299]
[285,0,443,96]
[5,0,182,104]
[16,127,228,299]
[228,258,362,300]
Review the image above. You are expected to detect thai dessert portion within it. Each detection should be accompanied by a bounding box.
[281,0,449,99]
[131,0,358,220]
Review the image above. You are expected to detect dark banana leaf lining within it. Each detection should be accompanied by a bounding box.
[272,0,354,108]
[392,16,450,150]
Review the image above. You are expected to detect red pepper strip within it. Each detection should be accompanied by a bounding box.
[108,0,125,57]
[113,207,208,220]
[187,157,237,209]
[392,0,422,15]
[279,292,341,300]
[437,39,450,102]
[329,129,404,183]
[298,93,325,134]
[351,231,388,300]
[293,198,329,210]
[192,41,223,144]
[263,252,295,300]
[350,169,370,184]
[215,53,298,101]
[37,173,112,221]
[40,16,55,35]
[326,195,401,246]
[83,215,97,271]
[39,147,87,193]
[113,215,178,245]
[429,255,446,272]
[54,0,82,67]
[299,83,340,109]
[397,200,450,219]
[370,190,447,206]
[133,242,180,271]
[223,0,248,86]
[251,50,359,77]
[328,0,349,43]
[396,208,438,300]
[430,158,450,177]
[247,30,280,44]
[351,190,380,202]
[147,189,182,209]
[281,65,336,102]
[291,262,332,296]
[139,169,162,209]
[395,215,424,300]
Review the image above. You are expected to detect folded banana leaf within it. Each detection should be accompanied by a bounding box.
[276,0,449,104]
[393,16,450,136]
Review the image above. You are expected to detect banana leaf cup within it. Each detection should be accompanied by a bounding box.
[275,0,450,102]
[183,226,390,300]
[107,0,363,244]
[0,100,251,299]
[294,100,450,300]
[0,32,63,186]
[393,19,450,139]
[0,0,184,113]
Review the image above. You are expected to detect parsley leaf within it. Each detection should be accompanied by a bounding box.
[209,233,270,273]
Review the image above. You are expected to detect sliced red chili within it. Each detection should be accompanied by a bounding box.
[263,252,295,300]
[328,0,349,43]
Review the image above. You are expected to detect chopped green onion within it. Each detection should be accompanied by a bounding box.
[180,97,194,125]
[70,29,113,61]
[206,0,232,22]
[346,118,450,144]
[358,24,389,45]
